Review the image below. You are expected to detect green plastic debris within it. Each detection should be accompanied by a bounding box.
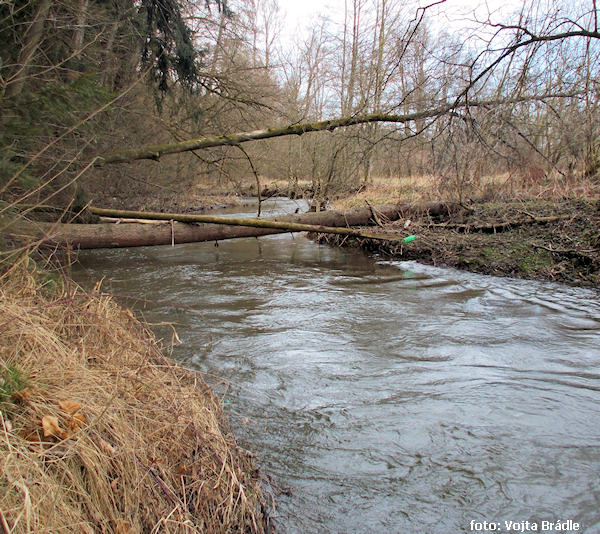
[403,235,416,243]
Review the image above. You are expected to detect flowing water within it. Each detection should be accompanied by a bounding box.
[73,198,600,533]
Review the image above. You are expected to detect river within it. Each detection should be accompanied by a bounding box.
[73,198,600,533]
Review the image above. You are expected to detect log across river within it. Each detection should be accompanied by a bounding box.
[9,201,454,249]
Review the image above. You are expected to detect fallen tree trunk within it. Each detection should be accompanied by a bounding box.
[95,93,579,165]
[88,206,406,242]
[7,202,454,250]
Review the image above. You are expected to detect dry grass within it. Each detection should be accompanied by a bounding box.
[332,172,600,211]
[0,257,271,533]
[93,188,243,213]
[332,175,439,210]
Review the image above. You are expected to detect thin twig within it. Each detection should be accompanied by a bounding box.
[0,508,11,534]
[135,454,180,507]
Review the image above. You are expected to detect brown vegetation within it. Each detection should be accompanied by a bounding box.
[318,197,600,287]
[0,258,272,533]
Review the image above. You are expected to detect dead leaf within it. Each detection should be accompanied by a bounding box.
[41,416,64,439]
[58,400,82,415]
[114,519,131,534]
[73,412,86,424]
[176,464,189,475]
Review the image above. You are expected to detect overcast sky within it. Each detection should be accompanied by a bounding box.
[280,0,526,40]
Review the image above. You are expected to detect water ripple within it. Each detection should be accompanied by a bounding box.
[73,200,600,534]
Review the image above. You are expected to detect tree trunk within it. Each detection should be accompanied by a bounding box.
[5,0,52,97]
[8,202,455,250]
[72,0,89,54]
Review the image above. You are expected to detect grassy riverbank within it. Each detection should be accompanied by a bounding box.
[319,198,600,287]
[0,257,272,533]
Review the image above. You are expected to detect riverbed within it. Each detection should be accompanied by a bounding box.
[73,198,600,533]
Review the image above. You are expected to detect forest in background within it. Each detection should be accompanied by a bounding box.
[0,0,599,226]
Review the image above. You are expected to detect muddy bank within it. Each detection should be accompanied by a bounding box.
[316,199,600,287]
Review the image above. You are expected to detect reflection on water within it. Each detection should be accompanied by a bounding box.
[73,199,600,533]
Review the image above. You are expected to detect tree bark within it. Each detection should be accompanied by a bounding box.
[8,202,454,250]
[72,0,89,54]
[5,0,52,97]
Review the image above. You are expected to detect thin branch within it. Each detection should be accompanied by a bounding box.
[455,28,600,106]
[236,145,262,217]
